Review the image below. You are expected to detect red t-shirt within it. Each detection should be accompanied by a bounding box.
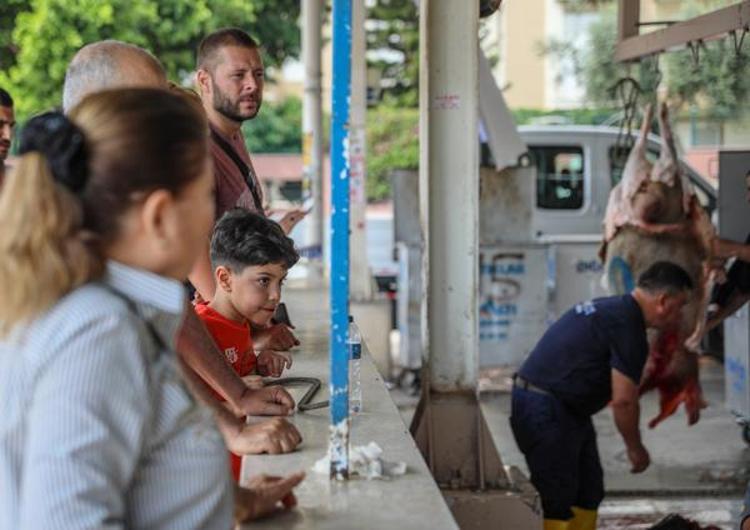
[195,302,256,481]
[195,302,256,378]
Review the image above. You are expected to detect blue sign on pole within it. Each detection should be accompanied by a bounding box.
[329,0,352,481]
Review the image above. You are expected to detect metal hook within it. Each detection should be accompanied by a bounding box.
[687,40,704,70]
[646,53,662,89]
[732,26,748,57]
[611,77,642,166]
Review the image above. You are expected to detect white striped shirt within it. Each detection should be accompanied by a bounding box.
[0,261,233,530]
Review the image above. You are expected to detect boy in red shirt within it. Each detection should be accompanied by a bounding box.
[196,208,300,480]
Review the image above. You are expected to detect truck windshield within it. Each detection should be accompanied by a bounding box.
[529,145,584,210]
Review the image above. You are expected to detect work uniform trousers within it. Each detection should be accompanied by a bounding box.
[510,386,605,520]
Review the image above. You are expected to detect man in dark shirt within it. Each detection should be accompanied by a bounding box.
[707,171,750,333]
[511,261,693,530]
[0,88,15,187]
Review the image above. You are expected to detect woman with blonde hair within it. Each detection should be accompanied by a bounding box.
[0,88,303,529]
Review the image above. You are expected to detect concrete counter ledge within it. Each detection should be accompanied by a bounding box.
[239,288,457,529]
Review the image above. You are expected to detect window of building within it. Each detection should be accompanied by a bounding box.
[530,145,584,210]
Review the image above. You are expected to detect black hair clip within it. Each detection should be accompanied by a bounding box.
[18,111,88,194]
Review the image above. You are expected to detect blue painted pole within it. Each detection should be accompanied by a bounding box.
[328,0,352,481]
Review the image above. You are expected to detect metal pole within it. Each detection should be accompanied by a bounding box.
[328,0,352,481]
[617,0,640,43]
[349,0,373,301]
[302,0,324,268]
[419,0,479,391]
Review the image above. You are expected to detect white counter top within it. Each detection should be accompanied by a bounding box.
[239,293,457,529]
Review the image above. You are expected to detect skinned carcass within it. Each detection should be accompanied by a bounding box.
[601,103,714,428]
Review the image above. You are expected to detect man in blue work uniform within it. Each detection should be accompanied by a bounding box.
[510,261,693,530]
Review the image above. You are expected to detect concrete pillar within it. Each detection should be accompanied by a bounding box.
[419,0,479,391]
[349,0,373,301]
[302,0,325,276]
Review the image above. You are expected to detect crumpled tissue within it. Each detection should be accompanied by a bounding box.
[313,441,407,480]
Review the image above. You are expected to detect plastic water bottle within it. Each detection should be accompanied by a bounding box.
[347,315,362,414]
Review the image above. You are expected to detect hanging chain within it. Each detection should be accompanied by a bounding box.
[732,26,749,57]
[687,40,705,71]
[611,76,642,175]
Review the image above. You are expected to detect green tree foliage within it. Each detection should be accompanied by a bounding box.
[0,0,300,119]
[367,0,419,107]
[666,35,750,121]
[0,0,28,71]
[366,103,418,201]
[511,107,614,125]
[544,2,750,119]
[243,97,303,154]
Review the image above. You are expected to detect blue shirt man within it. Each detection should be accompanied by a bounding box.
[511,261,693,530]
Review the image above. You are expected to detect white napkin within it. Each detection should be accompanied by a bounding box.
[313,442,407,480]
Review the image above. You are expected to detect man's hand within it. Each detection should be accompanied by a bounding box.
[225,417,302,455]
[238,385,296,416]
[253,323,300,351]
[626,443,650,473]
[234,472,305,523]
[611,369,650,473]
[257,350,293,378]
[276,208,308,235]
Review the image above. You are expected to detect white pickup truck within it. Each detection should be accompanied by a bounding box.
[392,125,716,369]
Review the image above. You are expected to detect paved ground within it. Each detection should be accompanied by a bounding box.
[286,285,749,527]
[393,358,749,528]
[480,358,750,494]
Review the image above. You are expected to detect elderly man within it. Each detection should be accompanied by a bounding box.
[62,40,301,456]
[0,88,15,186]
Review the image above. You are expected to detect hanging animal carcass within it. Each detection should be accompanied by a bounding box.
[601,103,716,428]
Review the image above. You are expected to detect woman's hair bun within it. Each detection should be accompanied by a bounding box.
[18,111,88,194]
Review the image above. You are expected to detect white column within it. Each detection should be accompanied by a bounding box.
[419,0,480,390]
[348,0,373,301]
[302,0,324,276]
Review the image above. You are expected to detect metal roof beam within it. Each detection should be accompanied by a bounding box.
[615,0,750,62]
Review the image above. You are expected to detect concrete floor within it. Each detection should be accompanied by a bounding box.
[285,285,749,527]
[393,358,749,528]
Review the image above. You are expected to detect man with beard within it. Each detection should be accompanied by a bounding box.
[193,29,305,309]
[0,88,15,186]
[61,40,302,458]
[196,28,267,219]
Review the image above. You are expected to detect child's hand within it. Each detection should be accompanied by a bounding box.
[256,350,292,377]
[253,323,300,351]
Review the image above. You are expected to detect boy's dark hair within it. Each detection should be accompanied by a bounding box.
[0,88,13,108]
[211,208,299,272]
[637,261,693,295]
[197,28,258,72]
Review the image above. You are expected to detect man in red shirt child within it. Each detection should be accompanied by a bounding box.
[196,208,300,480]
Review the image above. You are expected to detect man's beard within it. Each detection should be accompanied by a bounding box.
[211,80,260,124]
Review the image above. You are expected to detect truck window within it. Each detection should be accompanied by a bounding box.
[529,146,584,210]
